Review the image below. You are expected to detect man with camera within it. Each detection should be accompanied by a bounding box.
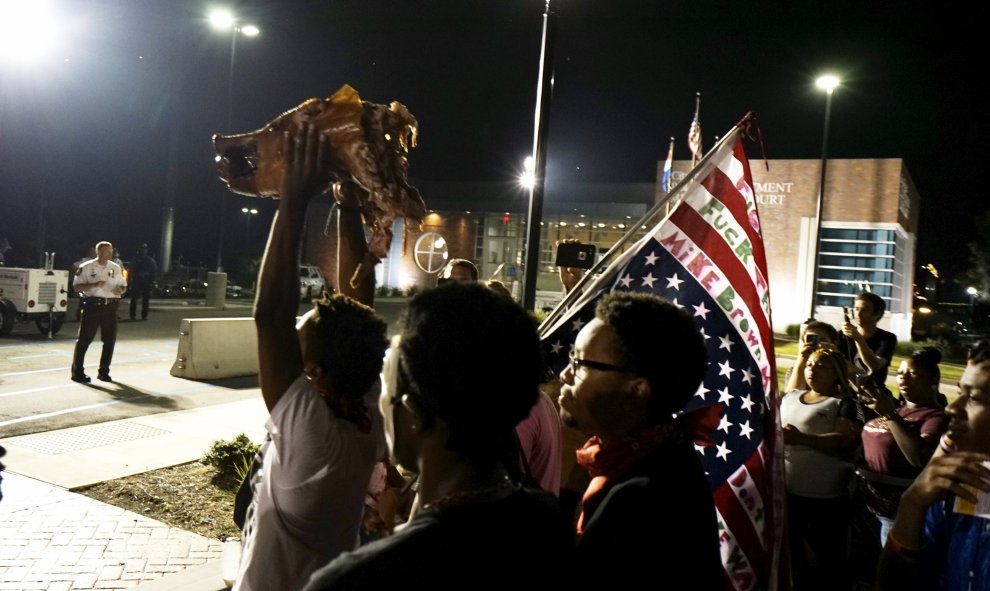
[841,292,898,391]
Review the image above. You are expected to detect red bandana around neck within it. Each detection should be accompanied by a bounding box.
[574,403,722,534]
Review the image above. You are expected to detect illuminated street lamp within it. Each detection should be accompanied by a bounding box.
[807,73,840,321]
[241,207,258,248]
[968,285,978,316]
[208,9,260,132]
[519,156,536,190]
[1,0,61,266]
[0,1,57,65]
[210,8,260,272]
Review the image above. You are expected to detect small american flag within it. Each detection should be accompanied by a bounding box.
[688,92,703,165]
[541,125,783,590]
[688,116,703,165]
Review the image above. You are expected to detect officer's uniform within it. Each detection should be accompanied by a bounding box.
[71,258,127,382]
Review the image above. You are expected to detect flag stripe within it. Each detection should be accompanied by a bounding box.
[699,166,769,284]
[696,161,772,326]
[717,465,768,570]
[718,506,761,591]
[667,205,775,374]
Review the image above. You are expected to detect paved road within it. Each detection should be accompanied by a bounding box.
[0,297,409,439]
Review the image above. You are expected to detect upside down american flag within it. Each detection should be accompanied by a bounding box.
[541,121,784,590]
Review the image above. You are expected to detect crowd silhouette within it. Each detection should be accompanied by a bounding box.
[222,126,990,591]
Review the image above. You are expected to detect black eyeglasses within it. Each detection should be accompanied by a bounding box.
[568,352,634,375]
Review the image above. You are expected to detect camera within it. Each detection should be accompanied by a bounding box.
[555,242,597,269]
[806,334,820,347]
[855,374,874,388]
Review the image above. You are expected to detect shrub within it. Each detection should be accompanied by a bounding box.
[895,338,967,365]
[203,434,260,484]
[785,324,800,338]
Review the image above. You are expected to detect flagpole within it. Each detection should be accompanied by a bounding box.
[539,112,757,336]
[663,136,675,215]
[521,0,558,312]
[689,92,702,166]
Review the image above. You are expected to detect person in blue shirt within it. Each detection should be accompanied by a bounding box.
[876,340,990,591]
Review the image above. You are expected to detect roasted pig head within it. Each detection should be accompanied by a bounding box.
[212,84,426,267]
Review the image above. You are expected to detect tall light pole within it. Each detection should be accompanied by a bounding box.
[209,9,259,272]
[806,73,840,321]
[522,0,557,312]
[241,207,258,249]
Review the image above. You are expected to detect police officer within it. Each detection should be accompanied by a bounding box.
[71,241,127,383]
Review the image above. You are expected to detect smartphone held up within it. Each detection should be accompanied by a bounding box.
[555,242,597,270]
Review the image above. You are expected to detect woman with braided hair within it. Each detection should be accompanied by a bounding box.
[781,347,864,591]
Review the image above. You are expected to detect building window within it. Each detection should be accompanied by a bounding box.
[815,225,907,313]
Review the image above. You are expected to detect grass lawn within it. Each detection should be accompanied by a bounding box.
[773,335,964,398]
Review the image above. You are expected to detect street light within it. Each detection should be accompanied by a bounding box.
[0,1,58,65]
[519,156,536,190]
[806,73,840,321]
[209,8,260,272]
[241,207,258,249]
[967,285,978,317]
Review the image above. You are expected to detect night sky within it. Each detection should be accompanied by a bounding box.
[0,1,981,298]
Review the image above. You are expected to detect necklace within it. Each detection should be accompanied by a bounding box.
[422,477,516,511]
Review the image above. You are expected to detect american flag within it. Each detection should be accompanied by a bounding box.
[541,127,783,590]
[662,136,674,193]
[688,113,703,165]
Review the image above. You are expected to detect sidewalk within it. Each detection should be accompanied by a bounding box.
[0,296,409,591]
[0,399,268,590]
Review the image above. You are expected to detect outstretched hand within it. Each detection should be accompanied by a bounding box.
[859,381,898,415]
[278,124,332,208]
[841,318,862,343]
[902,451,990,509]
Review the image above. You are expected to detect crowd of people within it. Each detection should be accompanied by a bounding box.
[220,126,989,590]
[781,299,990,590]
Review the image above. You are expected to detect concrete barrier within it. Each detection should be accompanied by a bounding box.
[170,317,258,380]
[205,272,227,310]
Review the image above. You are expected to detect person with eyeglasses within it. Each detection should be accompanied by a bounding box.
[557,291,722,590]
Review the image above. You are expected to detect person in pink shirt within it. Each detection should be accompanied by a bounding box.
[515,388,563,495]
